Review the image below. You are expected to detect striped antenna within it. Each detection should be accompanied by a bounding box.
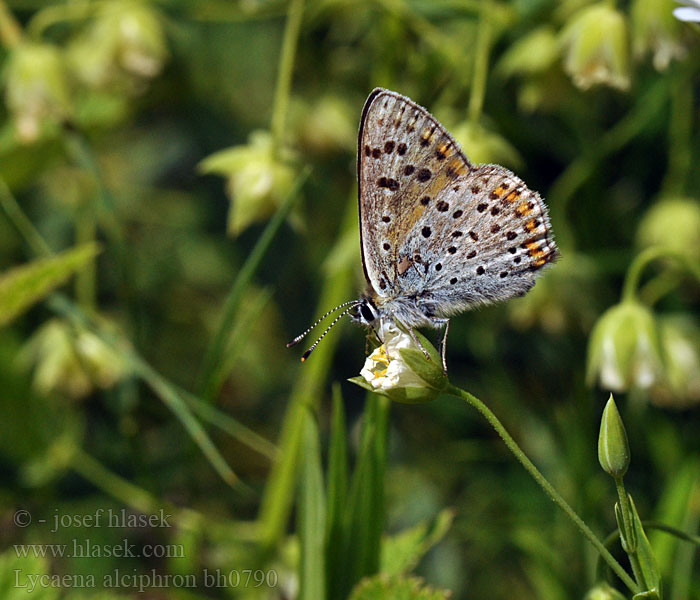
[300,304,360,362]
[287,300,359,348]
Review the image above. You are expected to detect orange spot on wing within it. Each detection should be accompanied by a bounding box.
[525,219,537,232]
[505,191,520,203]
[517,202,532,217]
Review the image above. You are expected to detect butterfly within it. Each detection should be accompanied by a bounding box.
[288,88,558,371]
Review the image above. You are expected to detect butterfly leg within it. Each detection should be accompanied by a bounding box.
[432,318,450,374]
[407,327,432,361]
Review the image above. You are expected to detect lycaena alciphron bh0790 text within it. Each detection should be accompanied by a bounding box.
[288,88,558,372]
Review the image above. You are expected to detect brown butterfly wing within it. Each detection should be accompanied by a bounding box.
[357,88,474,298]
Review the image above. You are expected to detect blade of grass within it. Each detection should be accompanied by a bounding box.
[48,294,249,493]
[209,286,275,400]
[198,165,311,399]
[258,194,357,552]
[0,176,53,257]
[336,393,389,598]
[298,407,326,600]
[325,383,349,594]
[179,386,278,461]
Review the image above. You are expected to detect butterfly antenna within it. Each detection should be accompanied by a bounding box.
[300,304,359,362]
[286,300,360,348]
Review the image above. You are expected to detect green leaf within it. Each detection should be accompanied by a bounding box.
[326,384,349,592]
[629,496,662,597]
[0,550,59,600]
[649,458,700,575]
[0,243,99,327]
[381,509,455,577]
[349,574,452,600]
[336,395,389,598]
[298,407,326,600]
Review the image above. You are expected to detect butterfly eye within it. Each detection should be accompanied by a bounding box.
[360,304,375,322]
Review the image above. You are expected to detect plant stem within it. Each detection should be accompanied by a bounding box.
[74,198,97,310]
[0,177,53,257]
[660,64,692,198]
[468,0,491,125]
[622,246,700,302]
[258,194,357,553]
[197,166,310,399]
[0,0,21,48]
[70,447,260,541]
[615,477,644,588]
[446,383,639,594]
[270,0,304,155]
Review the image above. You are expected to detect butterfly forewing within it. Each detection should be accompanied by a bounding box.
[358,88,558,317]
[358,89,473,298]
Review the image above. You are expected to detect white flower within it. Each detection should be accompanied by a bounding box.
[360,322,428,391]
[674,0,700,21]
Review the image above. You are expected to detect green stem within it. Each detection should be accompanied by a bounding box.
[0,177,53,257]
[446,384,639,594]
[468,0,491,125]
[622,246,700,303]
[49,294,250,493]
[71,447,166,516]
[0,0,22,48]
[258,193,357,553]
[27,1,96,38]
[547,78,668,251]
[645,521,700,547]
[615,478,644,588]
[70,447,260,541]
[197,166,310,399]
[659,65,692,197]
[74,198,97,310]
[270,0,304,155]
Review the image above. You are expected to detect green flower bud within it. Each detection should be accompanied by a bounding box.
[19,318,129,400]
[584,582,628,600]
[636,197,700,262]
[498,26,560,78]
[3,42,72,143]
[67,0,168,92]
[198,130,297,236]
[652,315,700,407]
[598,395,630,478]
[586,301,663,392]
[292,95,355,155]
[631,0,687,71]
[450,121,522,170]
[560,2,631,91]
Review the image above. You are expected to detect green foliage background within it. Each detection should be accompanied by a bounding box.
[0,0,699,598]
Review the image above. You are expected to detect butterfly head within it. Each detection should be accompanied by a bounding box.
[350,294,381,327]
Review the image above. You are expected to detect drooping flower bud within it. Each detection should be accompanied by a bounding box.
[636,197,700,262]
[586,301,663,392]
[198,130,297,236]
[560,2,631,91]
[3,42,72,143]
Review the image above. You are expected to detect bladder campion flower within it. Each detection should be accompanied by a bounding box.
[351,322,445,403]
